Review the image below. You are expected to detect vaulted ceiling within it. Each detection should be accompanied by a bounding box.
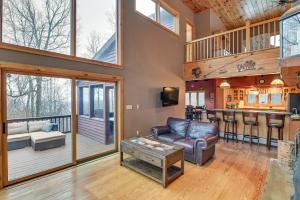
[182,0,291,29]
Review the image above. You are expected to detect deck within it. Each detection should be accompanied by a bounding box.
[8,133,114,181]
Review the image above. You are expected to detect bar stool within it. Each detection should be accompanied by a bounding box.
[266,113,285,150]
[194,106,204,120]
[223,111,238,142]
[206,110,220,137]
[242,112,259,145]
[185,105,194,120]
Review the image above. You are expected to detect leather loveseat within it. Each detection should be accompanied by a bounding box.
[151,117,219,165]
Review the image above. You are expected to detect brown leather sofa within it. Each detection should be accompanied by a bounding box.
[151,117,219,165]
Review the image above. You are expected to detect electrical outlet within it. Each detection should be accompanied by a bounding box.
[126,105,133,110]
[136,130,140,136]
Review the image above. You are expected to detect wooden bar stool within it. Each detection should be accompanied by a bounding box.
[266,113,285,150]
[222,111,238,142]
[206,110,220,137]
[242,112,259,145]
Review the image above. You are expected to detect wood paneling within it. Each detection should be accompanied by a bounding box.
[77,117,106,144]
[182,0,291,29]
[184,48,280,80]
[0,143,276,200]
[282,66,300,87]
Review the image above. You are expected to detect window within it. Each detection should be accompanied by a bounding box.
[2,0,71,55]
[185,92,205,107]
[135,0,179,34]
[80,87,90,116]
[247,94,257,104]
[160,7,176,32]
[271,94,282,104]
[92,85,104,118]
[1,0,120,65]
[76,0,117,63]
[282,13,300,58]
[136,0,156,21]
[258,94,268,105]
[186,23,193,42]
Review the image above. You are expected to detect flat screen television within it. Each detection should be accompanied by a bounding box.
[161,87,179,107]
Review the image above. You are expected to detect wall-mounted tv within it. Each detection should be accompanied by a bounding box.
[161,87,179,107]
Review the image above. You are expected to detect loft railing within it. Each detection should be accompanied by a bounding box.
[8,115,72,133]
[185,18,280,63]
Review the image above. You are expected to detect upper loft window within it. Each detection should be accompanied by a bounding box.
[1,0,121,66]
[136,0,156,21]
[135,0,179,35]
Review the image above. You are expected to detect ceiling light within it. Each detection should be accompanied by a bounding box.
[220,80,230,88]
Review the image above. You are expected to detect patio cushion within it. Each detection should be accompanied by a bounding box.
[30,131,65,144]
[41,123,53,132]
[8,122,28,135]
[8,133,30,142]
[28,120,50,133]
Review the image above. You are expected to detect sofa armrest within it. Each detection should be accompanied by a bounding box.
[195,134,218,150]
[151,126,170,138]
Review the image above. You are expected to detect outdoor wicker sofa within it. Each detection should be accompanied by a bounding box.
[7,120,66,151]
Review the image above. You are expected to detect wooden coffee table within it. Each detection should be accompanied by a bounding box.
[120,137,184,188]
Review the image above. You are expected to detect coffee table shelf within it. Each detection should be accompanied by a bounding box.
[122,157,182,184]
[120,137,184,188]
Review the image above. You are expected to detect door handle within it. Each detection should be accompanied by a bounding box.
[3,122,6,134]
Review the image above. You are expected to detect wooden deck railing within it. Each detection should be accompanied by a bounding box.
[185,18,280,63]
[8,115,72,133]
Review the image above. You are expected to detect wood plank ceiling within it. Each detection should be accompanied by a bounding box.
[182,0,291,29]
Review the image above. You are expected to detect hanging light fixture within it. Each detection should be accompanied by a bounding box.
[220,79,230,88]
[271,73,284,87]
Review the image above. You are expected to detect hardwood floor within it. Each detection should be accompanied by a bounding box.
[0,141,277,200]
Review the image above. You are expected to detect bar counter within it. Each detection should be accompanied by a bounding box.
[203,109,299,142]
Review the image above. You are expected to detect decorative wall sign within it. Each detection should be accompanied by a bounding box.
[184,48,280,80]
[237,60,256,72]
[192,67,201,78]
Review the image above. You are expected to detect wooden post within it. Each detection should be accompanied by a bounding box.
[246,21,251,52]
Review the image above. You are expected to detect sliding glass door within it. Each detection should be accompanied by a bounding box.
[1,69,120,186]
[4,73,73,182]
[76,80,116,160]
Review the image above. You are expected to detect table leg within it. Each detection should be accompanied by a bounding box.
[163,159,167,188]
[181,151,184,175]
[120,151,123,166]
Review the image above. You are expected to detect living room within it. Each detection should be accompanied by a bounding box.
[0,0,299,199]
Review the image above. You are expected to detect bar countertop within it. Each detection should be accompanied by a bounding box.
[213,109,292,115]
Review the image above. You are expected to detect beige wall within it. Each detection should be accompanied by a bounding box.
[0,0,194,138]
[194,9,226,38]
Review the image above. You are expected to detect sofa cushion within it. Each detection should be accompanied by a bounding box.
[28,120,50,133]
[174,138,194,154]
[167,117,189,137]
[158,134,184,144]
[30,131,65,143]
[187,121,218,139]
[8,133,30,143]
[8,122,28,135]
[41,123,53,132]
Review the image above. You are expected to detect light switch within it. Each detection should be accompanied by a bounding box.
[136,104,140,110]
[126,105,133,110]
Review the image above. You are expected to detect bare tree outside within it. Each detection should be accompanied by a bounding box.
[3,0,71,54]
[7,74,71,119]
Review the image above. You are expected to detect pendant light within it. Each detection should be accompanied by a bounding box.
[271,73,284,87]
[220,79,230,88]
